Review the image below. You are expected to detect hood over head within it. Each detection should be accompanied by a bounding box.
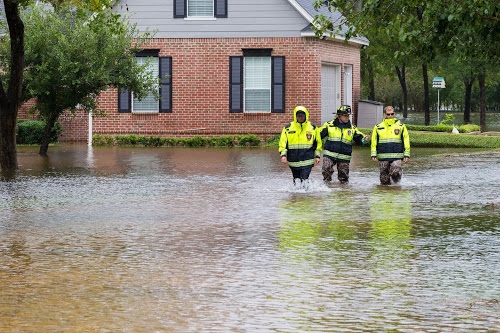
[293,105,310,123]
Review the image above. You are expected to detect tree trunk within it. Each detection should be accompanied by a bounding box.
[422,63,430,125]
[463,75,474,124]
[478,71,487,132]
[395,64,408,118]
[0,104,18,174]
[39,113,59,156]
[0,1,25,173]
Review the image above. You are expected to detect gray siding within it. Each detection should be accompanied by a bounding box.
[113,0,310,38]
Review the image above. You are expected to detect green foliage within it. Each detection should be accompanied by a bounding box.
[46,0,114,12]
[409,131,500,149]
[237,135,261,146]
[440,113,455,125]
[406,123,480,133]
[458,123,481,133]
[92,135,262,147]
[22,5,157,119]
[407,124,453,132]
[265,135,280,147]
[92,134,115,146]
[17,120,62,144]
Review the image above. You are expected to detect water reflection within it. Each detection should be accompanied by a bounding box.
[369,187,413,253]
[1,145,499,332]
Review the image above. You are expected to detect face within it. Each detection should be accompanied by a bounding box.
[296,113,306,123]
[338,114,350,123]
[384,108,395,118]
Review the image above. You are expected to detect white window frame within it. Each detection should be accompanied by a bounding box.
[132,57,159,114]
[243,56,271,113]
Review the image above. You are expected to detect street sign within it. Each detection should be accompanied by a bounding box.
[432,77,446,124]
[432,77,446,88]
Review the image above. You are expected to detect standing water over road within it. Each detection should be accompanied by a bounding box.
[1,145,499,332]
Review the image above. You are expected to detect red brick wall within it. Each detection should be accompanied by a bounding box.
[19,37,361,142]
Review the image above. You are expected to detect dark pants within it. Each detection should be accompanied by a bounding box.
[291,166,313,183]
[379,160,403,185]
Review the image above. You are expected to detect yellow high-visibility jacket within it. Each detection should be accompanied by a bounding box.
[371,118,410,161]
[279,106,322,169]
[320,118,367,162]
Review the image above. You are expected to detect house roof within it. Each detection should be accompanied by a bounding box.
[289,0,369,46]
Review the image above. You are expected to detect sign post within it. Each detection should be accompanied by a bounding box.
[432,77,446,124]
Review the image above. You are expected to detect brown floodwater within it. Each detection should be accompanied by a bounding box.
[1,145,499,332]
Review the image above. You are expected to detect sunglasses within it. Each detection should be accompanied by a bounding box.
[385,113,395,116]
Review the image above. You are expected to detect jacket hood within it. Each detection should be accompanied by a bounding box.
[293,105,310,123]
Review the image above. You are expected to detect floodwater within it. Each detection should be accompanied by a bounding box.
[1,145,499,333]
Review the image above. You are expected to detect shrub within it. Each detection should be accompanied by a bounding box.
[17,120,62,144]
[406,124,453,132]
[92,134,115,146]
[238,135,261,146]
[409,131,500,148]
[212,136,235,147]
[458,123,480,133]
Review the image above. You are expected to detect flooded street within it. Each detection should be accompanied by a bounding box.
[1,145,499,332]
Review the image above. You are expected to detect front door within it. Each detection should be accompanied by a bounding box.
[321,63,342,124]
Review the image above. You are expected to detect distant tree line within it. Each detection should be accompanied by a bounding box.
[313,0,499,129]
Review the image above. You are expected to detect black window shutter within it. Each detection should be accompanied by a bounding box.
[118,88,131,113]
[215,0,227,18]
[159,57,172,113]
[174,0,186,18]
[272,56,285,113]
[229,56,243,113]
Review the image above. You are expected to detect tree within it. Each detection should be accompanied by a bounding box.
[313,0,499,129]
[22,5,158,156]
[0,0,156,174]
[313,1,442,124]
[0,0,26,175]
[435,1,500,131]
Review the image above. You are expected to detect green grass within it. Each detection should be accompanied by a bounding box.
[405,131,500,149]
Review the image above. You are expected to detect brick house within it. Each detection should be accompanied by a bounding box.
[21,0,369,142]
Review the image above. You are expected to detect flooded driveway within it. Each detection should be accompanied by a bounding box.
[1,145,499,332]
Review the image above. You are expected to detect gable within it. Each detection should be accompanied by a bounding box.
[112,0,311,38]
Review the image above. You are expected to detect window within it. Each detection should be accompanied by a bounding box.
[174,0,227,18]
[188,0,213,17]
[229,50,285,113]
[244,57,271,112]
[133,56,159,113]
[118,52,172,114]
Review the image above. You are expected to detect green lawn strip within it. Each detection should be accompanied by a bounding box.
[407,131,500,149]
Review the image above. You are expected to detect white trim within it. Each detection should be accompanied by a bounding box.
[289,0,370,47]
[184,17,217,21]
[300,30,369,47]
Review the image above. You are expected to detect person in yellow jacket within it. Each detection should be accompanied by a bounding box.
[279,106,322,183]
[320,105,370,183]
[371,106,410,185]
